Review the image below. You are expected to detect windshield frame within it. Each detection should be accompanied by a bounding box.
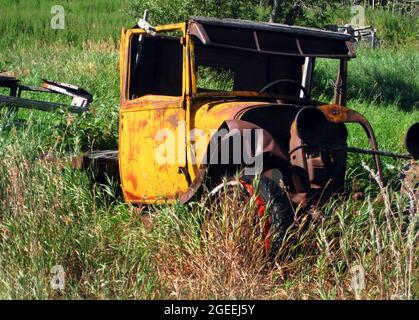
[190,38,349,103]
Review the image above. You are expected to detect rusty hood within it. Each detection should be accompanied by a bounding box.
[193,99,277,132]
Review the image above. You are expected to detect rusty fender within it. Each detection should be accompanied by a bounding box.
[289,107,348,206]
[319,104,384,185]
[180,119,290,203]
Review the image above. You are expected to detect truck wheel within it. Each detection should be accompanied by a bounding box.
[207,175,294,258]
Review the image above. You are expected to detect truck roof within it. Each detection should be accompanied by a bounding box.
[188,16,355,58]
[190,16,352,41]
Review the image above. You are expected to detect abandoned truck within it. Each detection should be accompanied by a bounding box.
[2,17,417,255]
[113,17,418,253]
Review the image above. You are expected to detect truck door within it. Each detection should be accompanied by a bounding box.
[119,29,189,203]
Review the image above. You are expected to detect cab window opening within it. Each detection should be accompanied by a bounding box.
[128,34,183,99]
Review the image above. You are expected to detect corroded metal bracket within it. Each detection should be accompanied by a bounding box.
[0,76,92,114]
[319,104,384,185]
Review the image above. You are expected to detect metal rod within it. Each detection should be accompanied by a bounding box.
[290,143,412,160]
[335,145,412,160]
[0,95,85,114]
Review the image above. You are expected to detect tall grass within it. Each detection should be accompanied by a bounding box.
[0,0,133,49]
[0,138,159,299]
[146,180,418,299]
[1,145,416,299]
[0,1,417,299]
[329,7,418,48]
[364,9,418,47]
[0,42,120,151]
[312,48,419,111]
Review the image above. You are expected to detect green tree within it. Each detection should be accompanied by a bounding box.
[266,0,344,26]
[129,0,267,25]
[129,0,344,27]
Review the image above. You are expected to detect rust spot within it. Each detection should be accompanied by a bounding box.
[167,113,178,126]
[124,190,140,201]
[319,104,349,123]
[125,173,138,190]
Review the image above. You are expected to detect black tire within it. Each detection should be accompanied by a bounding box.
[208,175,294,258]
[241,175,294,258]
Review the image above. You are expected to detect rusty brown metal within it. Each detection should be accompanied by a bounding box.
[289,107,347,206]
[115,17,411,209]
[289,121,310,204]
[180,119,289,203]
[334,59,348,106]
[187,21,210,44]
[74,150,120,186]
[0,76,92,114]
[339,146,412,160]
[188,17,355,58]
[319,104,384,185]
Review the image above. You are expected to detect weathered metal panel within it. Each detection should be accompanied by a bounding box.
[120,98,189,203]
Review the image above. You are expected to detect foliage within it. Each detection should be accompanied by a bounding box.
[312,47,419,110]
[129,0,266,25]
[129,1,418,47]
[0,0,133,49]
[129,0,344,26]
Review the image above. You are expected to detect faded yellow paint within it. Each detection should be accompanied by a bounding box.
[120,98,189,203]
[119,28,126,96]
[192,101,268,156]
[119,24,273,204]
[119,24,190,204]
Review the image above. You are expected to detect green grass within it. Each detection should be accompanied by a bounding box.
[313,48,419,111]
[0,1,418,299]
[331,7,419,48]
[0,0,134,49]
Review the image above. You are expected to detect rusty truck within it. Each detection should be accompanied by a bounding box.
[1,17,417,255]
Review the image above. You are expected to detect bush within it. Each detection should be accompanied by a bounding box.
[129,0,266,25]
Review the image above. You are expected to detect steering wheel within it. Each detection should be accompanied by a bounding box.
[259,79,309,98]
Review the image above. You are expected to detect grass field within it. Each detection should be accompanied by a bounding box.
[0,1,418,299]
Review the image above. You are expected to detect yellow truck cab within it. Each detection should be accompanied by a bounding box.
[83,16,418,255]
[118,17,377,206]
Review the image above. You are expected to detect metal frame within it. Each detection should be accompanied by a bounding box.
[188,17,356,59]
[0,76,92,114]
[115,17,417,205]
